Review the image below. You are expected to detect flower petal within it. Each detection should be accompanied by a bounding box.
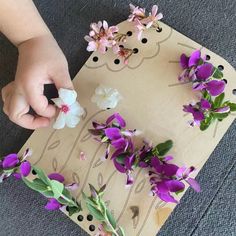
[113,158,126,173]
[180,54,189,69]
[51,98,63,108]
[200,99,211,110]
[166,180,185,192]
[48,173,65,183]
[45,198,61,211]
[53,112,66,129]
[58,88,77,106]
[65,114,80,128]
[2,154,19,169]
[106,113,126,127]
[158,192,178,203]
[188,50,201,67]
[196,63,213,80]
[162,164,179,177]
[20,161,31,177]
[105,127,121,140]
[186,177,201,192]
[206,80,226,96]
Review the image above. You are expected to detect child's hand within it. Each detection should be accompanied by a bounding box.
[1,34,74,129]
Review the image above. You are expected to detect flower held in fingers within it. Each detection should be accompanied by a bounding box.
[52,88,84,129]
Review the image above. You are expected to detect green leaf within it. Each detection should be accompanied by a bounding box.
[117,226,126,236]
[153,140,173,156]
[50,180,64,199]
[106,209,117,229]
[62,188,73,200]
[213,112,229,120]
[86,203,105,221]
[42,190,54,198]
[101,136,109,143]
[22,177,48,193]
[200,115,213,131]
[82,192,98,208]
[67,206,81,216]
[229,102,236,112]
[32,166,51,186]
[214,93,225,108]
[212,67,223,79]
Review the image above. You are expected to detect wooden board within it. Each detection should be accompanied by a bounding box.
[20,21,236,236]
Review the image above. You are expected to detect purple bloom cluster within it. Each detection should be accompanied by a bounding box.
[89,113,200,203]
[179,50,225,96]
[0,149,32,182]
[179,50,236,130]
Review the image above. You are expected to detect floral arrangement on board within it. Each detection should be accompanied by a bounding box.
[179,50,236,130]
[89,113,200,203]
[0,151,125,236]
[84,4,163,64]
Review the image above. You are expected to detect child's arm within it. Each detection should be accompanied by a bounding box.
[0,0,73,129]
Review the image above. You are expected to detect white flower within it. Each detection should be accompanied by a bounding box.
[91,85,122,110]
[52,88,84,129]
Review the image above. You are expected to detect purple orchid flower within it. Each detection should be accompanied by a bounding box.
[2,154,19,169]
[45,198,62,211]
[48,173,65,183]
[106,113,126,128]
[176,166,200,192]
[20,161,31,177]
[183,99,212,126]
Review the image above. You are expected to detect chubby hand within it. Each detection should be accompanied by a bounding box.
[1,34,73,129]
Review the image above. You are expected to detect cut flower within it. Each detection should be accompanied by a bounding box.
[91,85,122,110]
[52,88,84,129]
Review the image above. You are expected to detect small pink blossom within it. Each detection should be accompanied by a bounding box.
[79,151,86,161]
[84,20,118,54]
[141,5,163,28]
[128,3,146,22]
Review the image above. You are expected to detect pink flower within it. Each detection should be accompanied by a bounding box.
[141,5,163,29]
[84,20,119,54]
[134,19,146,40]
[128,4,146,22]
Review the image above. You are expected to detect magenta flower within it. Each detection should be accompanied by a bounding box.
[20,161,31,177]
[2,154,19,169]
[183,99,212,126]
[48,173,65,183]
[45,198,62,211]
[176,166,201,192]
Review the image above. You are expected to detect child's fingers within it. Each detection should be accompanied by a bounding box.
[27,89,56,118]
[52,68,74,90]
[5,92,50,129]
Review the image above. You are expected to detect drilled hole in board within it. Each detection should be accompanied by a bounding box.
[206,55,211,60]
[89,225,96,232]
[141,38,148,44]
[133,48,139,54]
[32,170,37,175]
[223,79,228,84]
[233,89,236,95]
[156,27,162,32]
[114,59,120,64]
[127,31,132,36]
[119,45,124,48]
[77,215,84,222]
[93,56,98,62]
[87,214,93,221]
[218,65,224,71]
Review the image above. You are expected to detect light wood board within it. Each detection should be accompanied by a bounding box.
[20,21,236,236]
